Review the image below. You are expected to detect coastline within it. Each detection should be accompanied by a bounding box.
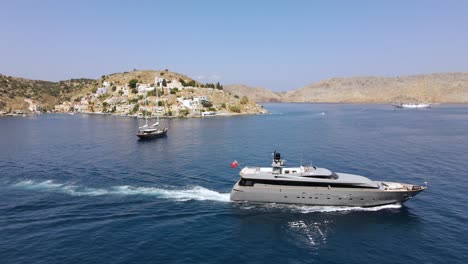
[0,110,270,118]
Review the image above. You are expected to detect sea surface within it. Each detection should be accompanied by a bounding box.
[1,103,468,263]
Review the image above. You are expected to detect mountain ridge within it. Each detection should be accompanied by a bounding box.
[225,72,468,103]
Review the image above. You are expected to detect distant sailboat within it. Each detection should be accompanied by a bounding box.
[137,76,168,139]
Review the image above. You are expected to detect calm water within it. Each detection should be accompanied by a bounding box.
[1,103,468,263]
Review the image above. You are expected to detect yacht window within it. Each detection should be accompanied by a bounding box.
[239,179,255,186]
[285,170,289,174]
[245,179,379,189]
[292,171,297,173]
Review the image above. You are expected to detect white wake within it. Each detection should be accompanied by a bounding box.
[11,180,402,211]
[12,180,231,202]
[236,202,402,213]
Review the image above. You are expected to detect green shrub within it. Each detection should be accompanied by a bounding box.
[132,104,140,112]
[201,100,213,108]
[129,79,138,89]
[179,108,189,117]
[229,105,241,113]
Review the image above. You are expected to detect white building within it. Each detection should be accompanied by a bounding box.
[138,85,154,94]
[195,96,209,103]
[73,104,88,112]
[96,87,108,95]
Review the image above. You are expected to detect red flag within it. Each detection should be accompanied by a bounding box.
[230,160,239,168]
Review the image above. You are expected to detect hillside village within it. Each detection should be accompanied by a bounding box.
[1,70,267,117]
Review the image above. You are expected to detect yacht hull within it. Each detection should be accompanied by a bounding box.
[137,128,168,140]
[230,181,425,207]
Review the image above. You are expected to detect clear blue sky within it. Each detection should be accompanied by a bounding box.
[1,0,468,91]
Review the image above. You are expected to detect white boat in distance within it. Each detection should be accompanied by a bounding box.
[393,103,431,108]
[230,152,427,207]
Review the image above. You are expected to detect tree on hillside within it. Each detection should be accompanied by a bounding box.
[129,79,138,89]
[201,100,213,108]
[102,102,109,112]
[162,79,167,87]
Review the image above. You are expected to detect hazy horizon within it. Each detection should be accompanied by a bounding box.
[2,0,468,91]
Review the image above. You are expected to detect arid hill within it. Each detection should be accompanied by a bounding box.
[282,73,468,103]
[224,84,282,102]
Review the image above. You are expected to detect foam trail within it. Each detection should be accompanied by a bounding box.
[11,180,231,202]
[295,203,402,213]
[237,202,402,213]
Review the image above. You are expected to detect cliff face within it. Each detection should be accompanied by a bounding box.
[282,73,468,103]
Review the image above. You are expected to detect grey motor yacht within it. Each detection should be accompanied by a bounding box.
[230,152,427,207]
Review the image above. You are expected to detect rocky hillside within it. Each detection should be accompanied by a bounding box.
[282,73,468,103]
[0,74,94,111]
[224,84,282,102]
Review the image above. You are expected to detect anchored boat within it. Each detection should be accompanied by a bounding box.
[230,152,427,207]
[137,75,168,140]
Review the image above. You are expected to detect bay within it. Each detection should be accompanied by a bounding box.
[1,103,467,263]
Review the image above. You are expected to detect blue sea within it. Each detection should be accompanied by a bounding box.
[1,103,468,263]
